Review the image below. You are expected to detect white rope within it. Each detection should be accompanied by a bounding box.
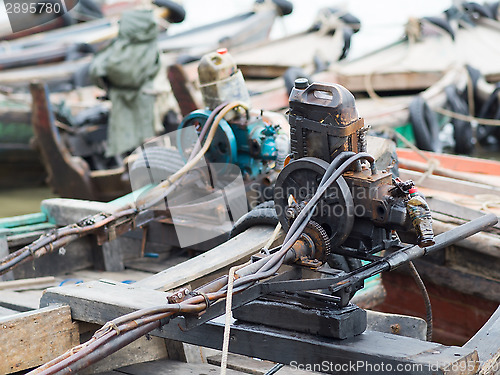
[220,262,249,375]
[261,222,282,255]
[434,106,500,126]
[219,221,281,374]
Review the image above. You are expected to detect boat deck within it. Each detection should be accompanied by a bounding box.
[94,354,321,375]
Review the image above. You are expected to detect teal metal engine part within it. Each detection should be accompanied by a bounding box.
[177,109,279,179]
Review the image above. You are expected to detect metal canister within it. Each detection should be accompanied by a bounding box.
[198,48,250,110]
[288,78,365,163]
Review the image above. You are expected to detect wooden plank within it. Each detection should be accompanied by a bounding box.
[112,359,245,375]
[41,281,479,375]
[427,197,500,233]
[0,212,47,228]
[41,198,112,226]
[432,220,500,259]
[0,236,13,281]
[0,305,79,374]
[0,222,55,237]
[11,235,95,280]
[464,307,500,365]
[0,305,20,317]
[399,169,500,197]
[207,353,323,375]
[134,226,280,291]
[81,335,168,375]
[336,71,444,93]
[446,246,500,281]
[0,289,43,311]
[0,276,56,291]
[7,230,46,247]
[124,253,189,274]
[400,258,500,303]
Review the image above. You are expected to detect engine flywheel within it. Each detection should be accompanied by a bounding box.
[274,157,354,247]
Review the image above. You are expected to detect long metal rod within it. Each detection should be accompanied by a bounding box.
[329,213,498,293]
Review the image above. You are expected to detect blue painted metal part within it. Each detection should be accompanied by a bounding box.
[177,109,237,166]
[178,109,278,179]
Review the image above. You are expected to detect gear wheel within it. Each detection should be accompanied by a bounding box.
[302,220,331,262]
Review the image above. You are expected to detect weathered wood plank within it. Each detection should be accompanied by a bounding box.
[399,258,500,303]
[207,353,323,375]
[41,281,479,375]
[0,305,79,374]
[0,289,43,311]
[134,226,280,291]
[111,359,245,374]
[0,212,47,228]
[0,276,56,291]
[12,235,95,279]
[464,307,500,365]
[399,169,500,197]
[81,335,168,375]
[427,197,500,232]
[0,305,20,317]
[0,236,13,281]
[0,222,55,237]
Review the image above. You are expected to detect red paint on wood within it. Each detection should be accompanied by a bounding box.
[376,272,498,346]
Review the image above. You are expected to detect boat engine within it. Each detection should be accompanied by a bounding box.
[274,79,435,271]
[177,49,284,180]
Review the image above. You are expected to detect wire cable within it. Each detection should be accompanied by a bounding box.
[408,261,433,341]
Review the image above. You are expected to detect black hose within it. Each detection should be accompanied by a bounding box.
[408,261,433,341]
[265,363,284,375]
[229,152,374,290]
[230,208,279,238]
[445,85,474,154]
[408,96,441,152]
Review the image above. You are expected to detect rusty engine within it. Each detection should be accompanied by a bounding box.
[273,78,434,278]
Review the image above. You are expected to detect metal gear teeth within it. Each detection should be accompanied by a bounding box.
[305,219,332,258]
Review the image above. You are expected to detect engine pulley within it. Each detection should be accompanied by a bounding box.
[274,157,354,247]
[177,109,238,166]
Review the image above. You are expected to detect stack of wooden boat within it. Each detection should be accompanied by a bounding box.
[0,3,499,373]
[0,141,499,372]
[248,2,500,157]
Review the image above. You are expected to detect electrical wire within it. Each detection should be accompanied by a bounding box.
[29,151,377,375]
[137,101,248,210]
[0,102,248,277]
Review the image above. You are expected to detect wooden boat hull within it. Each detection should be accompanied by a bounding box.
[0,6,280,91]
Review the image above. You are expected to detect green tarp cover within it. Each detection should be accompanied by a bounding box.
[90,9,160,156]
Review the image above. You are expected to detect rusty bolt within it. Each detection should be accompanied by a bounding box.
[285,207,297,220]
[166,287,190,304]
[390,323,401,334]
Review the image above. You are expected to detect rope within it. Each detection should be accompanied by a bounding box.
[137,101,248,210]
[466,71,475,120]
[454,194,500,212]
[262,222,282,255]
[384,127,441,184]
[220,261,250,375]
[434,106,500,126]
[408,261,433,341]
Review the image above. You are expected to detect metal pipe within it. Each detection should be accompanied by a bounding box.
[329,213,498,293]
[60,322,160,375]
